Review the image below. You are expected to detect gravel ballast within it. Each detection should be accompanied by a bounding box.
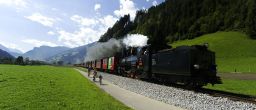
[99,72,256,110]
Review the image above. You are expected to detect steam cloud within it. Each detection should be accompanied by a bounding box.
[84,34,148,62]
[84,39,122,62]
[123,34,148,47]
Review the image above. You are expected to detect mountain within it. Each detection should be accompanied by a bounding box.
[22,46,70,61]
[8,48,23,54]
[0,49,14,64]
[8,52,22,58]
[0,49,14,59]
[47,43,96,65]
[99,0,256,50]
[0,44,22,57]
[0,44,9,52]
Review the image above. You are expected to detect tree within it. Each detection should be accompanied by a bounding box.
[98,0,256,49]
[15,56,24,65]
[57,61,64,65]
[24,57,30,65]
[0,57,13,64]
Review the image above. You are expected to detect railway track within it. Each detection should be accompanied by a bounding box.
[196,88,256,105]
[143,78,256,104]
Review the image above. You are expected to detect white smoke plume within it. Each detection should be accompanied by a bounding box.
[123,34,148,47]
[84,34,148,62]
[84,38,122,62]
[75,58,82,64]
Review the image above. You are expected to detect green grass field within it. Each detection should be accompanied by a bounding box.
[204,79,256,96]
[171,31,256,73]
[0,65,131,110]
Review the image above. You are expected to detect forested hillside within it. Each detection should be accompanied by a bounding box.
[99,0,256,50]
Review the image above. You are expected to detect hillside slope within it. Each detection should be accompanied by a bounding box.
[99,0,256,50]
[0,49,14,64]
[0,44,22,57]
[22,46,70,61]
[47,43,96,64]
[171,31,256,73]
[0,49,14,59]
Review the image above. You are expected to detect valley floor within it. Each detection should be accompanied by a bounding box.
[0,65,131,110]
[205,73,256,96]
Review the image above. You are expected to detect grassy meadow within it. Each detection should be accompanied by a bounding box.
[171,31,256,73]
[204,79,256,96]
[0,65,131,110]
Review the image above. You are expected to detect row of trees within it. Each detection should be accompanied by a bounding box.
[99,0,256,50]
[15,56,48,65]
[0,56,47,65]
[0,56,68,66]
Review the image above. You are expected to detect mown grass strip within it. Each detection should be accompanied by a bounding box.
[0,65,132,110]
[205,79,256,96]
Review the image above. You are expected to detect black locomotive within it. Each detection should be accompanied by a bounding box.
[84,44,221,88]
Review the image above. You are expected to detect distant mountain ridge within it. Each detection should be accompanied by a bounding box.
[0,49,14,59]
[22,46,70,61]
[0,44,22,57]
[47,42,96,64]
[0,43,95,64]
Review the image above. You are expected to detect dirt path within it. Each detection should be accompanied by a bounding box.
[75,69,186,110]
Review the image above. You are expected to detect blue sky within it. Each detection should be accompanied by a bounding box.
[0,0,164,53]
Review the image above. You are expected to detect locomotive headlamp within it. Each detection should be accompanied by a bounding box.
[194,64,200,69]
[204,43,209,48]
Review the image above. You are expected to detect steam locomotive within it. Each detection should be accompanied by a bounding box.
[82,44,221,88]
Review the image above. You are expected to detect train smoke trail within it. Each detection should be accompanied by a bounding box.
[84,34,148,62]
[84,38,122,62]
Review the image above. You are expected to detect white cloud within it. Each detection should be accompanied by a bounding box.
[114,0,138,20]
[94,4,101,11]
[0,42,25,53]
[0,0,28,8]
[152,0,158,6]
[58,28,100,47]
[57,15,118,47]
[51,8,58,11]
[71,15,98,27]
[146,0,150,2]
[25,13,56,27]
[22,39,58,47]
[99,15,118,28]
[47,31,55,35]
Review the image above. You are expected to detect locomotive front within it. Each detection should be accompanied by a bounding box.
[191,45,221,85]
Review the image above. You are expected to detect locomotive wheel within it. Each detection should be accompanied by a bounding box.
[131,72,136,79]
[134,73,139,79]
[186,82,203,89]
